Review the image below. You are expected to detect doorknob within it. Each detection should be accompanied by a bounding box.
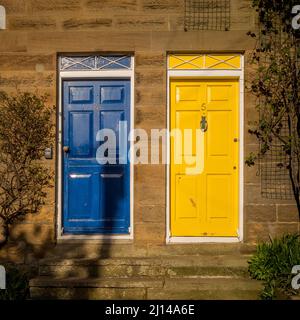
[200,116,208,132]
[63,146,70,153]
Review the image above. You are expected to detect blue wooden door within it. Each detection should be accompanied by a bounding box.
[63,80,130,234]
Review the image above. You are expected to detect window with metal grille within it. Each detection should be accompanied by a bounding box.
[184,0,231,31]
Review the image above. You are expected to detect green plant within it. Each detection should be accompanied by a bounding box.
[249,234,300,299]
[0,265,29,300]
[0,92,54,248]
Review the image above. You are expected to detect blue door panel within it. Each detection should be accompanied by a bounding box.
[99,172,129,233]
[100,85,125,106]
[69,86,94,104]
[70,111,93,157]
[63,80,130,234]
[67,170,99,221]
[100,110,125,158]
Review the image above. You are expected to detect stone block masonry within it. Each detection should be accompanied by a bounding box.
[0,0,298,266]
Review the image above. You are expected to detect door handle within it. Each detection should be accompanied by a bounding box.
[200,116,208,132]
[63,146,70,153]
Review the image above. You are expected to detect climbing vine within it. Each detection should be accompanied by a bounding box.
[246,0,300,219]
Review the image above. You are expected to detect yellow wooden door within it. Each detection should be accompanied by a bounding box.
[170,79,239,237]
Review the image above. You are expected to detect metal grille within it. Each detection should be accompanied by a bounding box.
[258,20,297,200]
[184,0,231,31]
[260,118,294,199]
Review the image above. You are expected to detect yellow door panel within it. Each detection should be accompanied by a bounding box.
[206,174,235,236]
[176,111,200,158]
[175,175,198,219]
[207,111,232,157]
[170,79,239,237]
[175,84,204,108]
[173,174,203,236]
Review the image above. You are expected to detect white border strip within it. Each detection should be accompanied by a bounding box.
[166,55,244,244]
[57,57,135,241]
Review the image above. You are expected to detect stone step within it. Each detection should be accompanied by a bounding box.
[148,278,263,300]
[38,255,251,278]
[30,276,262,300]
[40,243,256,261]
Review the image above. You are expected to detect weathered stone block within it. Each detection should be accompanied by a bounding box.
[135,182,165,206]
[135,222,165,243]
[142,0,183,12]
[29,0,81,12]
[246,222,299,243]
[9,17,57,30]
[30,287,146,300]
[271,223,300,237]
[28,31,151,52]
[135,87,165,106]
[84,0,138,12]
[277,205,300,222]
[245,96,259,123]
[244,164,260,184]
[116,16,167,30]
[0,72,55,88]
[0,33,27,52]
[135,164,165,184]
[135,52,165,67]
[10,223,54,245]
[245,204,276,222]
[24,205,55,224]
[231,0,255,31]
[135,204,165,223]
[168,15,184,31]
[135,70,165,86]
[201,31,256,51]
[63,18,112,29]
[0,54,55,71]
[135,105,166,129]
[0,0,26,14]
[244,184,292,205]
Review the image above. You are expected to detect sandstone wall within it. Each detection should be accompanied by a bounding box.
[0,0,298,262]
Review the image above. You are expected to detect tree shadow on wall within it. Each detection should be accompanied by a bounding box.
[0,177,129,300]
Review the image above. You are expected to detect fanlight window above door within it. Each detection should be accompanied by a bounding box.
[60,55,132,71]
[168,54,242,70]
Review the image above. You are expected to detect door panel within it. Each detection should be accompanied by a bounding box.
[69,111,93,157]
[170,79,239,237]
[69,86,94,104]
[63,80,130,234]
[67,169,99,222]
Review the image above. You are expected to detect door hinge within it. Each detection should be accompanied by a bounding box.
[128,227,132,234]
[61,227,64,235]
[236,229,240,238]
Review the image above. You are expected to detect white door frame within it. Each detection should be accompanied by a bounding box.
[57,57,135,241]
[166,56,245,244]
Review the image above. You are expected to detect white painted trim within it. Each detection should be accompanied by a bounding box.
[166,58,244,244]
[60,70,133,79]
[57,56,134,241]
[239,54,245,242]
[168,70,242,78]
